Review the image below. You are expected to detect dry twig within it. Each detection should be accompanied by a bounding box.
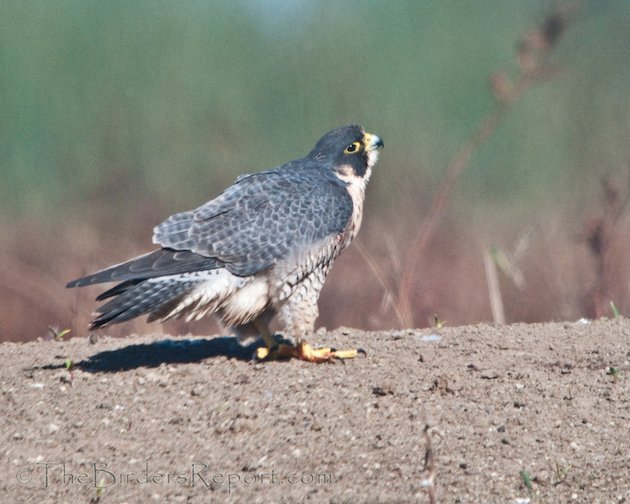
[388,5,577,327]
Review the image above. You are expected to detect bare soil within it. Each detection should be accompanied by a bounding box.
[1,319,629,503]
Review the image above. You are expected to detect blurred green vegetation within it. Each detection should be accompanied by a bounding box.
[1,0,629,226]
[3,0,630,340]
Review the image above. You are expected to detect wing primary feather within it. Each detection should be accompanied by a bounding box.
[66,249,222,288]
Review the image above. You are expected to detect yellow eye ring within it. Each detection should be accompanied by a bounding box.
[344,141,361,154]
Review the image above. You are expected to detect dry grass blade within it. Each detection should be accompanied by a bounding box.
[484,246,506,324]
[394,4,577,327]
[355,241,410,327]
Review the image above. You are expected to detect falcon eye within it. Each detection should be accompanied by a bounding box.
[344,141,361,154]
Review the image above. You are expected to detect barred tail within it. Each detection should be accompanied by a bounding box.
[89,274,203,329]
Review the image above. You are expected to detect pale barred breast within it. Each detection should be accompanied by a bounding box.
[272,236,344,303]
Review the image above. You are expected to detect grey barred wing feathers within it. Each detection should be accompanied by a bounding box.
[153,165,354,277]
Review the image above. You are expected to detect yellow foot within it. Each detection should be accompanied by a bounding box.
[256,342,365,363]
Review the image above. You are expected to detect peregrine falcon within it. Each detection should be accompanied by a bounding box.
[67,124,384,362]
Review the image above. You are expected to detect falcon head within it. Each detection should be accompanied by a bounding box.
[308,124,384,179]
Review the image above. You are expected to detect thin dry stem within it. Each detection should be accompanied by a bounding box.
[584,172,630,317]
[399,106,508,325]
[484,246,506,324]
[395,6,575,327]
[355,241,409,326]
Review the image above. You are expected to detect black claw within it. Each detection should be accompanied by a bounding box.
[357,348,367,357]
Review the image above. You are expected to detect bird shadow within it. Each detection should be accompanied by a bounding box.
[38,336,264,374]
[81,337,262,372]
[101,337,266,372]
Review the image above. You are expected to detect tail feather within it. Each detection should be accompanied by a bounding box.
[148,269,237,323]
[87,268,237,329]
[89,274,202,329]
[68,247,247,329]
[95,279,142,301]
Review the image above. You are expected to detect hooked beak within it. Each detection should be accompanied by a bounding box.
[363,132,384,152]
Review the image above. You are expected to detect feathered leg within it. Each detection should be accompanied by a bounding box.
[255,286,363,362]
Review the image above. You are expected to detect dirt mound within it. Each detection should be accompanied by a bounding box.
[2,319,629,503]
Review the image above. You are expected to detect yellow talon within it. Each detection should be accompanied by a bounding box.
[255,346,271,360]
[296,342,365,362]
[329,348,362,359]
[255,341,364,363]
